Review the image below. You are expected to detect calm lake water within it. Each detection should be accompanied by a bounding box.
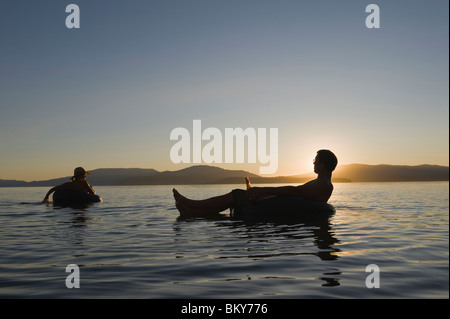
[0,182,448,299]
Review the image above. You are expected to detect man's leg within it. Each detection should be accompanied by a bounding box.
[173,189,234,217]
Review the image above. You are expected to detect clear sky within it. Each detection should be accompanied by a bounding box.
[0,0,448,181]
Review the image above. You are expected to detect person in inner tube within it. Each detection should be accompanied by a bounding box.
[173,149,338,217]
[42,167,96,203]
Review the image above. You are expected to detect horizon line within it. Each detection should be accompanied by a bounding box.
[1,162,449,183]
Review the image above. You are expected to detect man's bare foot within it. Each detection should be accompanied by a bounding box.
[173,188,199,217]
[172,188,220,217]
[173,188,189,205]
[173,189,188,215]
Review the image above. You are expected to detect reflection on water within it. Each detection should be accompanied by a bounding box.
[52,210,89,249]
[173,212,342,287]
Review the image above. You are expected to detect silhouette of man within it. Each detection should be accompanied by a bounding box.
[173,150,338,217]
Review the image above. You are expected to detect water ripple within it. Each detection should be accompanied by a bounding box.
[0,183,448,298]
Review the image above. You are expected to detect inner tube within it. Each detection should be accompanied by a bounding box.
[231,196,335,222]
[53,188,102,204]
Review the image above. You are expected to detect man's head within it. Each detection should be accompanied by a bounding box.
[314,150,338,174]
[70,167,91,181]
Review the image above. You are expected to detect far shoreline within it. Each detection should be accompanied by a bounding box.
[1,164,448,187]
[2,179,450,188]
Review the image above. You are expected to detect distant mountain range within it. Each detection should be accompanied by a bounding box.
[333,164,449,182]
[0,164,448,187]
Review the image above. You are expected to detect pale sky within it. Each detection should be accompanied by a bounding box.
[0,0,448,181]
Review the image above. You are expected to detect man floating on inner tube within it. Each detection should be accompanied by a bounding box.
[173,149,338,217]
[42,167,100,203]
